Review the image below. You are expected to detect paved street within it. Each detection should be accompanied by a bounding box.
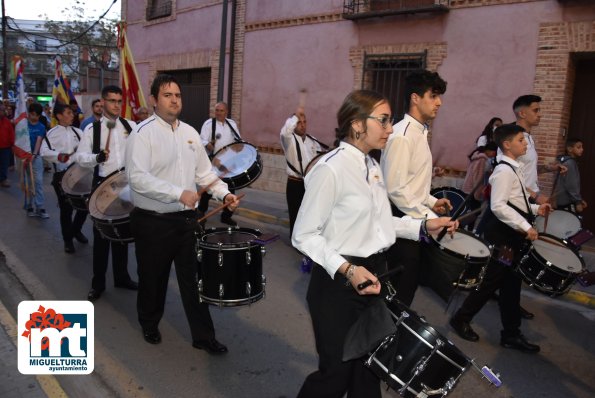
[0,170,594,397]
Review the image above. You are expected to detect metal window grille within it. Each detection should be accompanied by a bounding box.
[362,52,426,120]
[146,0,173,21]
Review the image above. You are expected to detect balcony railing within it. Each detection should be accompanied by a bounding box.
[343,0,449,20]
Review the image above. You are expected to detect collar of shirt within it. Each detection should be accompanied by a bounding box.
[153,113,179,131]
[499,155,520,169]
[403,113,428,135]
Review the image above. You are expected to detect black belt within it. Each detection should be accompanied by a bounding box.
[133,207,199,220]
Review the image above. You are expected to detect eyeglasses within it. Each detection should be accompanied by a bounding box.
[367,115,394,129]
[104,99,123,105]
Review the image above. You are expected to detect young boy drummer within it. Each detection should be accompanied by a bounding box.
[449,124,551,353]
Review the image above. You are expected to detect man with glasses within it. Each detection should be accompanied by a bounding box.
[76,85,137,301]
[380,70,451,306]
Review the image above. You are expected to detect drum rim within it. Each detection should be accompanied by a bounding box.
[428,228,491,260]
[87,168,131,220]
[529,233,585,272]
[200,227,263,248]
[61,163,94,196]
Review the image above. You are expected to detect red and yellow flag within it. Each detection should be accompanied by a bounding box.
[118,23,147,121]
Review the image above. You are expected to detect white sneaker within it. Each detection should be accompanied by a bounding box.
[27,208,36,217]
[37,209,50,219]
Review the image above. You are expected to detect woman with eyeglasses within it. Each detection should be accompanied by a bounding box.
[292,90,457,397]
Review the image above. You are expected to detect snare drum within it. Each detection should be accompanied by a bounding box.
[197,227,266,306]
[517,234,585,296]
[534,210,581,240]
[365,297,469,397]
[61,163,93,211]
[87,169,134,242]
[211,142,263,190]
[421,229,491,301]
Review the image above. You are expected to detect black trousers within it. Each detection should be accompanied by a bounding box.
[198,189,234,219]
[130,208,215,341]
[51,172,87,243]
[386,238,421,307]
[286,177,305,237]
[297,254,386,398]
[91,175,131,290]
[452,258,522,338]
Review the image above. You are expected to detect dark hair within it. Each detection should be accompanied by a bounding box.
[150,74,179,98]
[467,141,498,160]
[493,123,526,150]
[28,102,43,116]
[101,85,122,98]
[476,117,502,144]
[69,99,78,106]
[53,102,69,118]
[512,95,541,113]
[404,70,447,110]
[335,90,389,142]
[91,98,101,107]
[565,137,583,151]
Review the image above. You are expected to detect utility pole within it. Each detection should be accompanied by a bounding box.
[1,0,8,99]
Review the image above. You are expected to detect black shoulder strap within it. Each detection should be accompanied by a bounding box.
[69,127,81,141]
[306,134,329,150]
[211,118,216,143]
[119,117,133,133]
[92,121,101,154]
[292,134,304,176]
[43,136,53,151]
[225,119,241,142]
[498,160,533,218]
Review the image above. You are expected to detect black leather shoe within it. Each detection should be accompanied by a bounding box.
[115,280,139,290]
[87,289,103,301]
[64,241,75,254]
[143,329,162,345]
[192,338,228,355]
[520,307,535,320]
[500,334,540,353]
[74,231,89,244]
[220,217,238,227]
[450,318,479,342]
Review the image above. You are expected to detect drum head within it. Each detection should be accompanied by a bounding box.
[61,163,93,196]
[211,142,258,179]
[435,230,490,258]
[534,210,581,239]
[88,170,133,220]
[430,186,467,215]
[201,227,262,247]
[532,235,584,273]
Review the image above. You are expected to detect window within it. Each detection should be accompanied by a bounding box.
[35,78,47,93]
[35,39,47,52]
[146,0,172,21]
[362,52,426,120]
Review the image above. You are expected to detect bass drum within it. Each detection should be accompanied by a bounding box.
[366,297,469,397]
[197,227,266,306]
[517,234,585,296]
[211,142,263,190]
[430,186,468,216]
[87,169,134,243]
[61,163,93,211]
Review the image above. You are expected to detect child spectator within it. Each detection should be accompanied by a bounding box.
[23,103,49,218]
[555,137,587,213]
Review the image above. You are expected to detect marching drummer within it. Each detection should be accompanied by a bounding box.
[280,93,328,236]
[449,124,551,353]
[198,101,242,226]
[40,102,88,254]
[379,70,452,307]
[75,85,138,302]
[292,90,457,397]
[126,74,240,352]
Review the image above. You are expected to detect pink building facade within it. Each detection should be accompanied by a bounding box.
[122,0,595,226]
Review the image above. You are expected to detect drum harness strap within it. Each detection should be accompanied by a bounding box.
[43,127,81,174]
[497,161,535,223]
[211,118,241,143]
[286,134,329,179]
[92,118,133,183]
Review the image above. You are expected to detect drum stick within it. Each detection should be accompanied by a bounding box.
[356,266,404,290]
[298,89,307,109]
[104,120,116,159]
[537,235,567,248]
[453,207,483,223]
[197,193,245,223]
[436,179,483,242]
[542,168,561,234]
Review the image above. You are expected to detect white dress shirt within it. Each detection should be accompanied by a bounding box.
[40,125,84,172]
[497,132,538,193]
[280,115,323,178]
[292,142,422,279]
[126,115,230,213]
[199,118,241,154]
[489,155,540,233]
[76,117,136,177]
[381,114,438,219]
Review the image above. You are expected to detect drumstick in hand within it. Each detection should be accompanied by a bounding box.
[197,193,245,223]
